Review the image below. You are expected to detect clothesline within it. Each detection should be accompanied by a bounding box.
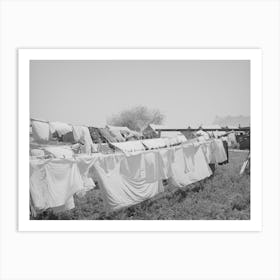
[30,138,228,214]
[30,118,98,128]
[31,139,208,161]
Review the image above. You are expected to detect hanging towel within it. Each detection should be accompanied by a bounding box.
[31,120,51,143]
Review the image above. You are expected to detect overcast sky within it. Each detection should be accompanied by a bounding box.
[30,60,250,127]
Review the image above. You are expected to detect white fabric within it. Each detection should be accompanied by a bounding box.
[92,144,212,211]
[52,196,76,213]
[196,130,210,141]
[30,158,84,209]
[73,126,96,154]
[200,141,216,164]
[31,120,50,142]
[213,131,226,138]
[160,132,187,143]
[75,155,98,193]
[213,139,227,163]
[169,144,212,188]
[142,138,168,149]
[93,152,164,211]
[227,132,237,147]
[165,135,187,146]
[111,140,145,155]
[49,122,72,137]
[29,141,222,213]
[177,134,188,143]
[30,149,45,157]
[158,148,174,179]
[43,146,74,158]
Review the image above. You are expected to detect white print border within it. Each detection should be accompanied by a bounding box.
[18,48,262,232]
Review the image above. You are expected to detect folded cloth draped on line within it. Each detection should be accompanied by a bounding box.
[111,141,146,155]
[142,138,169,149]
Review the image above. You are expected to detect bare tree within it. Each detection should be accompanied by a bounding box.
[107,105,165,132]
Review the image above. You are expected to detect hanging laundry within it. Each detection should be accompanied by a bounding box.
[75,154,99,193]
[49,121,72,137]
[43,145,74,158]
[31,120,51,143]
[30,158,84,210]
[196,130,210,141]
[213,139,228,164]
[111,140,145,155]
[158,148,174,180]
[93,153,164,211]
[227,132,237,147]
[143,150,162,183]
[200,141,216,164]
[73,125,96,154]
[142,138,168,150]
[170,144,212,188]
[218,140,229,165]
[168,145,191,187]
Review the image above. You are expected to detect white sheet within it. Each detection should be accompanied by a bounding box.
[31,120,50,142]
[169,144,212,188]
[30,158,84,209]
[200,141,216,164]
[93,152,164,211]
[213,139,228,163]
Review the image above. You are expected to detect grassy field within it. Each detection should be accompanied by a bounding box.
[34,150,250,220]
